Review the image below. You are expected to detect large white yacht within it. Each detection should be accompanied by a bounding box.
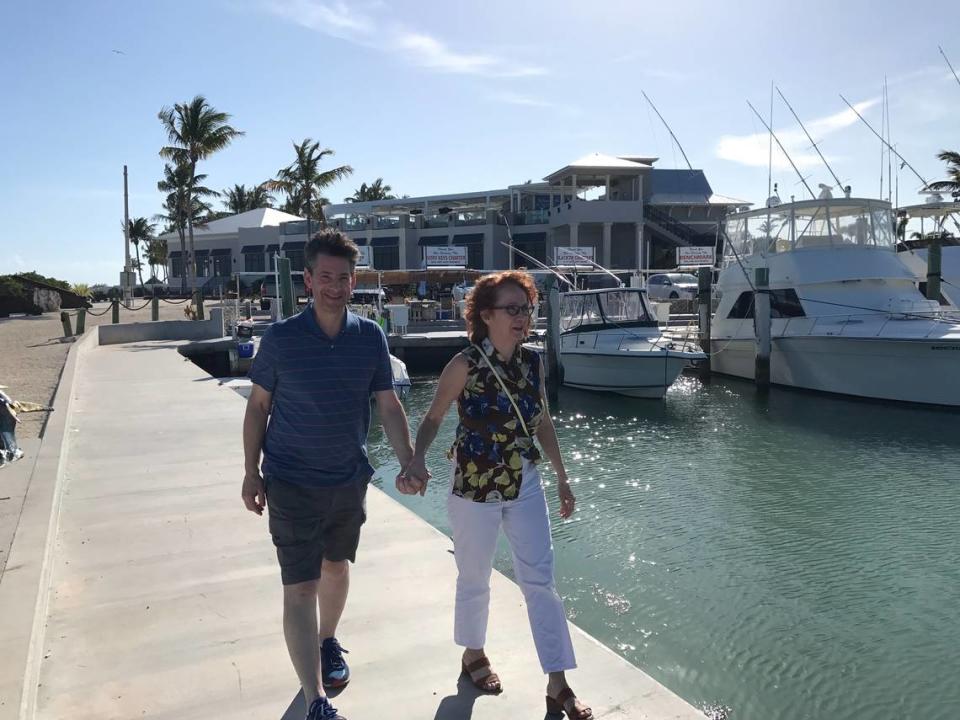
[556,287,705,398]
[710,192,960,407]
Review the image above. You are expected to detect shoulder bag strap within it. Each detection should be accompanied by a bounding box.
[470,343,531,437]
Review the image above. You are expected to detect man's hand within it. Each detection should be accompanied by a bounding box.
[397,455,431,496]
[242,469,266,515]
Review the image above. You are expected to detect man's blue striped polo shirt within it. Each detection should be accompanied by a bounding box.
[248,306,394,487]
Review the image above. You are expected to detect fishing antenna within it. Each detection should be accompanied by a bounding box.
[497,212,575,289]
[776,87,845,192]
[839,94,930,188]
[641,91,693,170]
[940,45,960,91]
[747,100,816,199]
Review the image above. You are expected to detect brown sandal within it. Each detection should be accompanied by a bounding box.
[546,687,593,719]
[461,656,503,694]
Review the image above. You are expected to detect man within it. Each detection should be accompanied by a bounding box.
[242,230,425,720]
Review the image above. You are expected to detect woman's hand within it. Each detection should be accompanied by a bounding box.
[397,455,430,496]
[557,479,576,519]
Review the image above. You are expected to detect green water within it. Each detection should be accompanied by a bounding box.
[367,374,960,720]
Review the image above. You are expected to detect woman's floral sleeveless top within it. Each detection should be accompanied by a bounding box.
[448,337,544,502]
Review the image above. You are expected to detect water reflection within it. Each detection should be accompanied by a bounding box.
[370,372,960,720]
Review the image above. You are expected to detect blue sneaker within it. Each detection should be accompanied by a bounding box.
[305,696,344,720]
[320,636,350,688]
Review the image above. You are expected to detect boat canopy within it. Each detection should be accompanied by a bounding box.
[723,197,896,263]
[560,288,657,332]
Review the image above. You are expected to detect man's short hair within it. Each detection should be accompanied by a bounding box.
[305,229,360,271]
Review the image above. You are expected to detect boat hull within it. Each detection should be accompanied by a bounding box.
[710,336,960,406]
[560,350,694,398]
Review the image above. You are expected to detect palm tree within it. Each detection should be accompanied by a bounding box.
[158,96,244,282]
[267,138,352,238]
[125,217,155,289]
[145,237,169,282]
[345,177,395,203]
[222,183,274,213]
[925,150,960,196]
[156,161,218,293]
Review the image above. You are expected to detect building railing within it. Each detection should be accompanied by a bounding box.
[375,216,401,230]
[423,215,449,228]
[513,210,549,225]
[454,213,486,226]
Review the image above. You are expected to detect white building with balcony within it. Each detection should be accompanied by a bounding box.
[323,153,749,271]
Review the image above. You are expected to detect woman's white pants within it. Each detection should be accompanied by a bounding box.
[446,460,577,673]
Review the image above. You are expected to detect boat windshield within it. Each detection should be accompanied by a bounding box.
[560,290,653,331]
[724,199,895,262]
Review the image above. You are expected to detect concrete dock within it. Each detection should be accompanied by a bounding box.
[0,333,704,719]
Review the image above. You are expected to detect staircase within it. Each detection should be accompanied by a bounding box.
[643,204,704,246]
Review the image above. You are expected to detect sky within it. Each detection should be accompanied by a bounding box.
[1,0,958,284]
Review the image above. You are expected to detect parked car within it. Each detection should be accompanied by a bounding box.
[646,273,699,300]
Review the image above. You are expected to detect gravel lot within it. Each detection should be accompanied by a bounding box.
[0,301,194,440]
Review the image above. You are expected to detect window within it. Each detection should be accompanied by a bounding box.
[771,289,805,318]
[727,289,805,319]
[467,244,483,269]
[171,257,184,278]
[373,245,400,270]
[728,291,754,319]
[285,250,305,272]
[212,252,231,277]
[245,253,265,273]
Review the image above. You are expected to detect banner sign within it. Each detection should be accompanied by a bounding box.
[424,245,467,266]
[676,246,715,267]
[356,245,372,267]
[555,246,595,266]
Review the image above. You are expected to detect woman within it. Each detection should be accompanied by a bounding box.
[403,270,592,719]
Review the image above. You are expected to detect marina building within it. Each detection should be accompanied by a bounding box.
[163,153,748,290]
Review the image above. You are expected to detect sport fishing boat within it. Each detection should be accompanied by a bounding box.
[711,191,960,406]
[554,286,705,398]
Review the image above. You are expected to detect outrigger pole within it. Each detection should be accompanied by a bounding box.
[776,87,846,193]
[839,94,930,189]
[747,100,816,199]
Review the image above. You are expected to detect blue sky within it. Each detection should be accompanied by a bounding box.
[2,0,958,284]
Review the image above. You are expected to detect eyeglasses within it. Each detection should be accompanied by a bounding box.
[492,304,535,317]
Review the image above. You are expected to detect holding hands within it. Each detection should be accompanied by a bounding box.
[397,454,431,496]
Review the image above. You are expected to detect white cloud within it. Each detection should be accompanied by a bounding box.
[262,0,546,77]
[715,98,879,170]
[263,0,374,40]
[488,92,554,108]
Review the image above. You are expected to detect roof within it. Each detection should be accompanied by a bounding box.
[644,169,751,207]
[544,153,657,183]
[159,208,303,239]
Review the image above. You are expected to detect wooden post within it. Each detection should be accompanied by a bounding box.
[754,267,771,390]
[926,237,942,302]
[111,299,119,324]
[277,256,295,319]
[76,307,86,335]
[151,295,159,321]
[545,277,561,404]
[194,290,205,321]
[697,266,712,378]
[59,311,73,337]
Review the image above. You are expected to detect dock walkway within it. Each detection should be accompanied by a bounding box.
[4,338,703,719]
